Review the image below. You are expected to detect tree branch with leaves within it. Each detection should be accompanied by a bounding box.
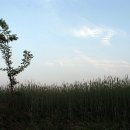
[0,19,33,93]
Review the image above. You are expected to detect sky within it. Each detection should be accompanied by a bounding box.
[0,0,130,85]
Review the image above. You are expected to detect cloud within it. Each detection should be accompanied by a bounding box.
[75,50,130,68]
[101,30,116,45]
[72,26,118,45]
[45,50,130,72]
[73,26,103,38]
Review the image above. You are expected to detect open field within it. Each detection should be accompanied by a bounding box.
[0,76,130,129]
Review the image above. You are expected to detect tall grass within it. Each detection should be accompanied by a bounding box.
[0,76,130,129]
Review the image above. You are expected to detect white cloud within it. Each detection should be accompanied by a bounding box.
[72,26,119,45]
[101,30,116,45]
[73,26,103,38]
[74,50,130,68]
[45,50,130,72]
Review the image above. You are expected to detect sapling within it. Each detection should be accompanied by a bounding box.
[0,19,33,93]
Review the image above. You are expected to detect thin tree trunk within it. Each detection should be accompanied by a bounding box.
[8,75,14,94]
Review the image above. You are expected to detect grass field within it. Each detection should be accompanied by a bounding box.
[0,76,130,130]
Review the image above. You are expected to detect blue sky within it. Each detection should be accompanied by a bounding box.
[0,0,130,85]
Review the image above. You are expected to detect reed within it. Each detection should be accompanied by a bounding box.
[0,76,130,129]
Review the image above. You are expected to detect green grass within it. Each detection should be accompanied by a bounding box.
[0,76,130,129]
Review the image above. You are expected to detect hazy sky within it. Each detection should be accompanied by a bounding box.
[0,0,130,85]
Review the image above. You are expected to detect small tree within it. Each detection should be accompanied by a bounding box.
[0,19,33,93]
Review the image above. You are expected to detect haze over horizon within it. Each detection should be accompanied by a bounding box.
[0,0,130,85]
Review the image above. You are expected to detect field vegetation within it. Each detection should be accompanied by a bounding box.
[0,76,130,129]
